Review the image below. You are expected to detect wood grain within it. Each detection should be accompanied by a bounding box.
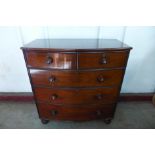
[78,51,129,69]
[26,51,77,69]
[38,103,115,121]
[34,87,119,105]
[30,69,124,87]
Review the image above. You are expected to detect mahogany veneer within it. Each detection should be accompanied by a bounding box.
[30,69,124,87]
[34,87,119,105]
[21,39,132,124]
[26,51,77,69]
[78,52,129,69]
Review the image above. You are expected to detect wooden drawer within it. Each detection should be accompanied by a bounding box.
[25,51,77,69]
[30,69,124,87]
[38,103,115,121]
[34,87,119,105]
[78,51,129,69]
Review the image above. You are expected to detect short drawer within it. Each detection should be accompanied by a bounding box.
[38,103,115,121]
[25,51,77,69]
[34,87,119,105]
[78,51,129,69]
[30,69,124,87]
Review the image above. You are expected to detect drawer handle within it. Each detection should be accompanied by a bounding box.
[96,94,103,100]
[50,110,58,116]
[46,56,53,64]
[100,57,107,64]
[100,53,107,64]
[51,94,58,100]
[97,75,104,82]
[49,76,56,83]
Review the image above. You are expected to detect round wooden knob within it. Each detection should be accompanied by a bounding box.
[46,56,53,64]
[97,75,104,82]
[51,110,58,116]
[100,53,107,64]
[51,94,58,100]
[96,94,103,100]
[49,76,56,83]
[100,58,107,64]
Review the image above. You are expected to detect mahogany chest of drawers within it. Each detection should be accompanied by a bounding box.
[21,39,132,124]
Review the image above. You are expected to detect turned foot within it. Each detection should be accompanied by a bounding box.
[104,118,112,124]
[41,119,49,124]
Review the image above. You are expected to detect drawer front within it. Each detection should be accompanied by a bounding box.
[30,69,124,87]
[34,87,119,105]
[25,51,77,69]
[38,104,115,121]
[78,52,129,69]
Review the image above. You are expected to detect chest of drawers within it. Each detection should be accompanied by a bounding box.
[21,39,132,124]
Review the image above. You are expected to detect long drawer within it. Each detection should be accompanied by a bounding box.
[34,87,119,105]
[78,51,129,69]
[38,103,115,121]
[30,69,124,87]
[25,51,77,69]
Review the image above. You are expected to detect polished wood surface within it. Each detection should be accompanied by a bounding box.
[26,51,77,69]
[78,52,129,69]
[21,39,132,50]
[30,69,124,87]
[34,87,119,105]
[21,39,132,123]
[38,103,115,121]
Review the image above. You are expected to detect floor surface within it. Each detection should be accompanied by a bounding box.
[0,101,155,129]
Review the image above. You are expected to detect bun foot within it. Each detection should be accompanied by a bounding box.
[104,118,112,124]
[41,119,49,124]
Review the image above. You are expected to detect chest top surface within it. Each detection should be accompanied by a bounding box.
[21,39,132,51]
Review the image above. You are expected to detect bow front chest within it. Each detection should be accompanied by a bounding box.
[21,39,132,124]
